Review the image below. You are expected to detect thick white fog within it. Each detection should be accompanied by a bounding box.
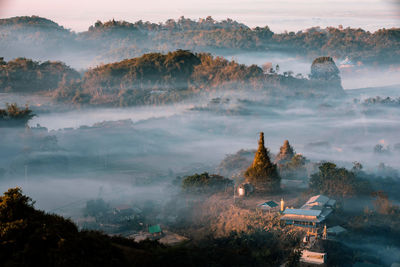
[1,2,400,265]
[1,61,400,267]
[29,104,193,130]
[223,51,400,89]
[1,83,400,219]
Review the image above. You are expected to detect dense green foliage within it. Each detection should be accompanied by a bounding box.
[216,149,255,177]
[1,16,399,64]
[53,50,343,107]
[244,133,281,192]
[0,188,303,267]
[372,191,400,215]
[0,103,35,127]
[85,50,200,89]
[309,162,370,198]
[0,188,128,267]
[0,57,79,92]
[342,191,400,265]
[52,50,265,106]
[182,172,233,193]
[278,154,309,180]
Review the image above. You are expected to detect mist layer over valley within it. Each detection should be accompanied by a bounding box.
[1,13,400,267]
[1,84,400,214]
[2,83,400,265]
[1,16,399,90]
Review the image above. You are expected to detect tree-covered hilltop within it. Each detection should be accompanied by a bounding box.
[86,16,249,33]
[0,57,80,92]
[0,16,77,61]
[0,15,67,29]
[0,103,35,127]
[1,16,399,65]
[0,188,129,267]
[181,172,233,193]
[309,56,343,91]
[310,57,341,82]
[53,50,205,106]
[52,50,344,106]
[309,162,371,198]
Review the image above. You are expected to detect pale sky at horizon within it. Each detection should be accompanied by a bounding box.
[0,0,399,32]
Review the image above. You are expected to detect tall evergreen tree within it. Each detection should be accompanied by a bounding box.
[244,132,281,192]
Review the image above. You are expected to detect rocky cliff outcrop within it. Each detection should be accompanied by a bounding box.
[309,56,344,96]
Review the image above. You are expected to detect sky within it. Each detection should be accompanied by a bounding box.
[0,0,399,32]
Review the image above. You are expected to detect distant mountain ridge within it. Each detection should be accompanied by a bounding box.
[0,15,399,68]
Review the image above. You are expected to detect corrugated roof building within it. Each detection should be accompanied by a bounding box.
[280,195,336,229]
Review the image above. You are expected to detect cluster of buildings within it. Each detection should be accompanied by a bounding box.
[280,194,336,237]
[252,194,339,265]
[279,195,339,266]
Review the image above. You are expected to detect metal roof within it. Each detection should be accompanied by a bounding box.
[327,199,336,206]
[281,195,336,224]
[258,200,278,208]
[301,195,336,210]
[327,225,347,234]
[148,224,162,234]
[302,195,329,208]
[283,208,321,217]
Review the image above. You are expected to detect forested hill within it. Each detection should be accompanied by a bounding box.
[0,57,80,93]
[0,16,67,30]
[52,51,344,107]
[1,16,399,66]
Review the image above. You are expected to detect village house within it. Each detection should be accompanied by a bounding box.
[257,200,278,212]
[280,195,336,236]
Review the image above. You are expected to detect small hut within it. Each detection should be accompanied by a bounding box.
[237,183,254,197]
[327,225,347,236]
[257,200,278,212]
[148,224,163,237]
